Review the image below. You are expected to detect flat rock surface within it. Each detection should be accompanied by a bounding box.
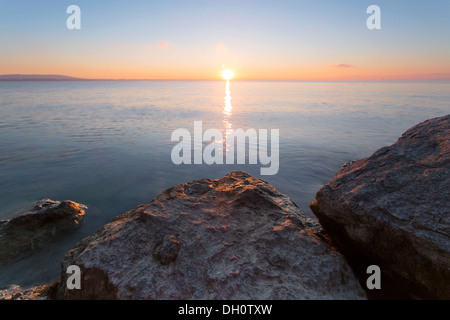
[310,115,450,299]
[56,171,365,300]
[0,199,87,265]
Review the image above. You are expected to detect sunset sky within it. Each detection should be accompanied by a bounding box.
[0,0,449,80]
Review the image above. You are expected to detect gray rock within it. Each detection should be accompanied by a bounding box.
[0,199,87,265]
[310,115,450,299]
[56,171,365,300]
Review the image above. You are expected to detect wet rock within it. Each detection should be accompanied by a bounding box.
[56,171,365,300]
[0,199,87,265]
[310,115,450,299]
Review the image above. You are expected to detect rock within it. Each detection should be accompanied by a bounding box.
[0,199,87,265]
[310,115,450,299]
[0,283,57,300]
[56,171,365,300]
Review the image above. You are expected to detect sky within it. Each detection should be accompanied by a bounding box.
[0,0,449,80]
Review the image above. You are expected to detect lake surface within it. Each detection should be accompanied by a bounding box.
[0,80,449,287]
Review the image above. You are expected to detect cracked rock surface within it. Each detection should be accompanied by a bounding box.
[311,115,450,299]
[56,171,365,300]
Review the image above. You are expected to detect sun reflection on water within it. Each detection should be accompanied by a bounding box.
[223,80,232,129]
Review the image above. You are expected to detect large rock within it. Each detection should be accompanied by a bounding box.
[0,199,87,265]
[310,115,450,299]
[56,171,365,300]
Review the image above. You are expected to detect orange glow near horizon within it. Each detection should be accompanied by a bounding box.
[1,58,449,81]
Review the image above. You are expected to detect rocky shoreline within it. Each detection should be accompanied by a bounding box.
[1,115,448,300]
[0,199,87,265]
[311,114,450,299]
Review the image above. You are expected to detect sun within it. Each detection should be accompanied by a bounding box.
[221,69,235,80]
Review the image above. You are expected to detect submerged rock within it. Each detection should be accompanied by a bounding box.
[310,115,450,299]
[0,199,87,265]
[56,171,365,300]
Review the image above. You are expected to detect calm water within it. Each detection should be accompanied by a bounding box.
[0,81,449,287]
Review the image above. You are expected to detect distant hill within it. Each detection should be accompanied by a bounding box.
[0,74,86,81]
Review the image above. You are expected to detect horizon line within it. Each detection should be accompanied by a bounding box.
[1,74,449,82]
[0,78,450,82]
